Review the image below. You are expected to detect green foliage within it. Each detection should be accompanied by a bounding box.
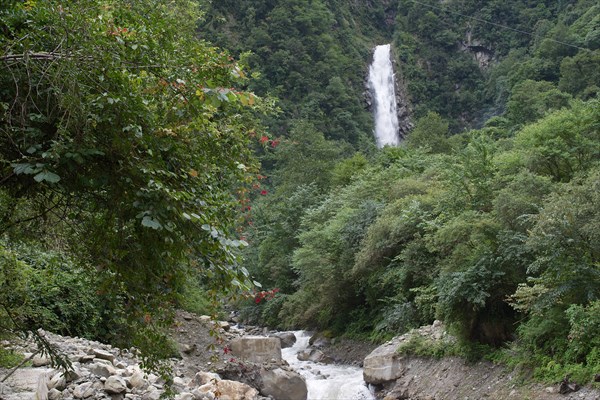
[506,80,572,125]
[17,245,101,338]
[197,0,600,385]
[0,0,269,368]
[559,50,600,97]
[201,0,374,145]
[177,273,213,316]
[0,347,23,369]
[405,112,451,154]
[396,335,450,359]
[515,100,600,182]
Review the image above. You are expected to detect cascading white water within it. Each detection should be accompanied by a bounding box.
[368,44,400,148]
[282,331,374,400]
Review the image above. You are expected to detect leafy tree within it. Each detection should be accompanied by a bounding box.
[0,0,267,366]
[515,100,600,182]
[506,80,572,125]
[559,50,600,98]
[405,112,451,154]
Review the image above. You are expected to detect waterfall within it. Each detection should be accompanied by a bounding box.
[368,44,400,148]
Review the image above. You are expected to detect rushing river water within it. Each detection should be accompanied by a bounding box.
[281,331,375,400]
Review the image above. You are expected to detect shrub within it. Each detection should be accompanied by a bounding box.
[0,242,101,339]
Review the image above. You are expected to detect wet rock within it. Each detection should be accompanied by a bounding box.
[297,348,332,364]
[260,367,307,400]
[271,332,296,349]
[308,333,330,348]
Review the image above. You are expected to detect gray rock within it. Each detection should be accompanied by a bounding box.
[172,376,188,393]
[142,386,161,400]
[73,381,95,398]
[48,388,62,400]
[191,388,215,400]
[2,367,53,393]
[89,362,117,378]
[48,372,67,390]
[217,321,230,332]
[190,371,221,387]
[180,343,196,355]
[363,337,405,385]
[0,382,13,395]
[127,371,147,390]
[271,332,296,349]
[260,367,307,400]
[230,336,282,364]
[64,368,82,382]
[78,355,95,363]
[104,375,127,394]
[32,355,52,367]
[92,349,115,363]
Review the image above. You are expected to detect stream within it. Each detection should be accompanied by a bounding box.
[281,331,375,400]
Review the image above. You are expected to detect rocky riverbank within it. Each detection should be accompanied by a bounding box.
[361,321,600,400]
[2,314,599,400]
[0,328,265,400]
[0,311,308,400]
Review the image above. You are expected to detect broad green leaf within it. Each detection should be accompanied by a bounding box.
[33,171,60,183]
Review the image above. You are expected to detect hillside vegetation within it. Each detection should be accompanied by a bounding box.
[202,0,600,384]
[1,0,599,386]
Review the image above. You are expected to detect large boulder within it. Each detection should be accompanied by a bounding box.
[2,367,53,391]
[230,336,282,363]
[271,332,297,348]
[296,348,333,364]
[363,337,405,385]
[260,367,307,400]
[104,375,127,394]
[308,333,330,348]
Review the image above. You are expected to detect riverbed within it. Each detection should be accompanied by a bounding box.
[282,331,375,400]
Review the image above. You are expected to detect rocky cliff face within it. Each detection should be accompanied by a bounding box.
[460,29,495,70]
[392,58,414,139]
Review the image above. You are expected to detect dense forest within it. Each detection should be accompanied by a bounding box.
[1,0,599,386]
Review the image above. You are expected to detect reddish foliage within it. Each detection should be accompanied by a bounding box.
[253,288,280,304]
